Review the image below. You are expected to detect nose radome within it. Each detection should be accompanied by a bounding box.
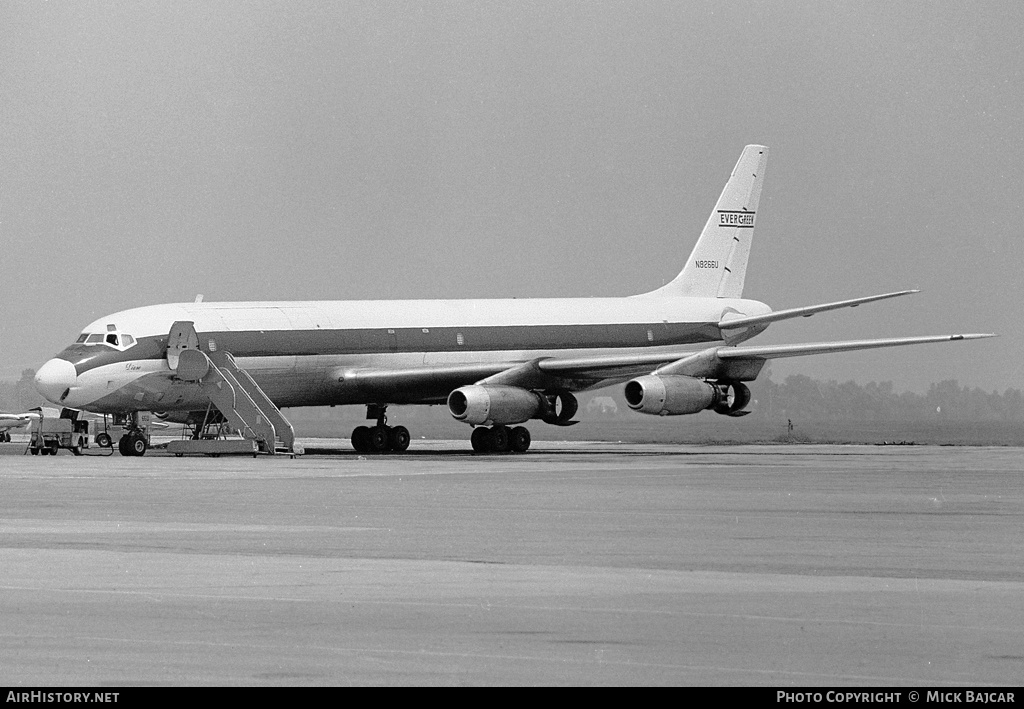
[34,359,77,405]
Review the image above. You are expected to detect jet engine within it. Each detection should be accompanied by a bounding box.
[624,375,752,417]
[624,374,718,415]
[448,385,542,426]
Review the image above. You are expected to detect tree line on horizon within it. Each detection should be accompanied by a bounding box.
[747,374,1024,423]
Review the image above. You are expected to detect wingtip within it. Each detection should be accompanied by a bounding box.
[951,333,997,340]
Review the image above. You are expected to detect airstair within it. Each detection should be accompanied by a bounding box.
[165,322,299,457]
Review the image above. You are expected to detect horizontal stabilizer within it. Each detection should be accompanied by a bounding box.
[720,290,919,330]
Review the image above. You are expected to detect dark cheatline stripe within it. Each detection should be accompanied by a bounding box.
[60,321,722,375]
[200,322,721,357]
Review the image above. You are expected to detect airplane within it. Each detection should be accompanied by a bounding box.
[0,410,39,441]
[32,145,994,456]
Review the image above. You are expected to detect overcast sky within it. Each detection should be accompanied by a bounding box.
[2,1,1020,393]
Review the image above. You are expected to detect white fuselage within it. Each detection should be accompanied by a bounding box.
[35,295,771,415]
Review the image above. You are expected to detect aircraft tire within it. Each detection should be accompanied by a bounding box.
[510,426,531,453]
[470,427,492,453]
[30,447,39,455]
[368,426,389,453]
[490,425,510,453]
[351,426,370,452]
[388,425,411,452]
[118,435,132,457]
[129,433,147,457]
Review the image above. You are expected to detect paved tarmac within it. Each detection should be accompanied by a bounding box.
[0,439,1021,686]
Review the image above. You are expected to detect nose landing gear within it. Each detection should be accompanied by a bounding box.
[114,412,153,457]
[117,431,149,457]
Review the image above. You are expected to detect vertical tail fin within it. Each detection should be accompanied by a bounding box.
[644,145,768,298]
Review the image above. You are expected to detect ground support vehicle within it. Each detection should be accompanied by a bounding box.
[29,413,89,456]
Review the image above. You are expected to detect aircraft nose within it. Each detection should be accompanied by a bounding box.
[34,358,77,405]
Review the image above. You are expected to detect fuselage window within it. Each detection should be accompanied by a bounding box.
[86,334,105,344]
[76,334,89,344]
[122,334,135,347]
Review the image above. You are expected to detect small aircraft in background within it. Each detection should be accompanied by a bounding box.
[0,410,41,442]
[0,406,171,447]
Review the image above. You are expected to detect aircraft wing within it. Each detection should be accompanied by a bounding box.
[713,334,993,360]
[340,362,526,402]
[538,333,995,382]
[340,333,994,397]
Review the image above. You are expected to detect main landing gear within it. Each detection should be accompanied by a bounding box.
[351,423,410,453]
[350,404,410,453]
[347,405,534,454]
[470,425,531,453]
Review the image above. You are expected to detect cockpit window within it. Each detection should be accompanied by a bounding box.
[78,331,136,350]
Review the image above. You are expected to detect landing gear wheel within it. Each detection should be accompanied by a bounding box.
[351,426,370,452]
[46,445,58,456]
[368,425,389,453]
[510,426,531,453]
[118,435,132,456]
[30,446,39,455]
[490,425,510,453]
[388,425,410,452]
[129,432,147,457]
[95,432,112,448]
[470,427,492,453]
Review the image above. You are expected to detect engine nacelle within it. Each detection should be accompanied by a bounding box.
[623,374,720,416]
[540,390,578,426]
[713,382,752,417]
[448,385,542,426]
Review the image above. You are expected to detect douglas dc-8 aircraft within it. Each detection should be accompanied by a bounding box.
[34,146,993,456]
